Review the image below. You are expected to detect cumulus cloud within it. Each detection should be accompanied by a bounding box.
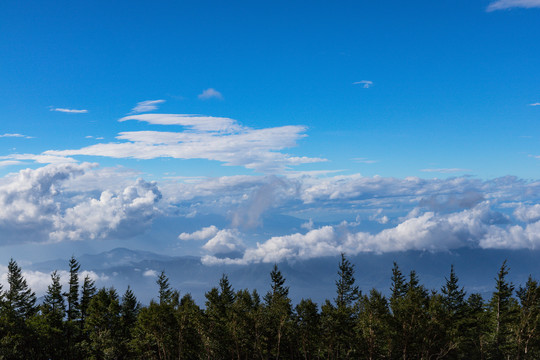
[204,201,534,265]
[143,269,158,277]
[202,229,245,256]
[0,164,162,244]
[130,100,165,114]
[198,88,223,100]
[50,108,88,113]
[487,0,540,11]
[179,225,219,241]
[353,80,373,88]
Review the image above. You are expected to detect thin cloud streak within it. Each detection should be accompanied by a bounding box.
[421,168,471,174]
[0,133,33,139]
[50,108,88,113]
[353,80,373,88]
[130,100,165,114]
[487,0,540,11]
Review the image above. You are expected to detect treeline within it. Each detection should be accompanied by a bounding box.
[0,255,539,359]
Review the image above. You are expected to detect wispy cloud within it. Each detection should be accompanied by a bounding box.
[40,113,325,173]
[0,133,33,139]
[130,99,165,114]
[421,168,471,174]
[352,157,378,164]
[198,88,223,100]
[530,102,540,106]
[487,0,540,11]
[0,160,22,167]
[50,108,88,113]
[353,80,373,88]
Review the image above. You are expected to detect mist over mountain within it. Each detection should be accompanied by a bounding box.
[28,247,540,306]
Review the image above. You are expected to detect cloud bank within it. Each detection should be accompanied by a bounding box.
[487,0,540,11]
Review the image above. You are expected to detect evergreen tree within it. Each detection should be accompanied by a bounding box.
[84,287,123,359]
[5,258,36,319]
[264,264,292,359]
[80,274,97,325]
[356,289,391,360]
[335,253,359,309]
[294,298,321,360]
[120,286,140,358]
[515,276,540,359]
[0,259,38,359]
[65,255,81,321]
[488,260,519,359]
[40,270,67,359]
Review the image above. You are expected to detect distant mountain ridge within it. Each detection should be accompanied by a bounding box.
[29,247,540,306]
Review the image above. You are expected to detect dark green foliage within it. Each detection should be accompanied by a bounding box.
[2,255,540,360]
[488,260,519,359]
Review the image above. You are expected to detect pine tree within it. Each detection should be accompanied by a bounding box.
[440,265,468,358]
[0,259,38,359]
[263,264,292,359]
[80,274,97,326]
[515,276,540,359]
[120,286,140,359]
[5,258,36,319]
[84,288,123,359]
[488,260,519,359]
[65,255,81,322]
[335,253,359,309]
[40,270,67,360]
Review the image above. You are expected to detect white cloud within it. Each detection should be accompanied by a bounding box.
[0,160,22,167]
[0,153,77,164]
[420,168,471,174]
[198,88,223,100]
[143,269,158,277]
[0,266,107,296]
[50,108,88,113]
[353,157,377,164]
[487,0,540,10]
[353,80,373,88]
[179,225,219,241]
[514,204,540,223]
[204,202,525,265]
[202,229,245,255]
[119,114,241,132]
[0,164,162,244]
[42,114,323,173]
[301,218,314,230]
[0,133,33,139]
[530,103,540,106]
[130,100,165,114]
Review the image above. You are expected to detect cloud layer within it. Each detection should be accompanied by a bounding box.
[487,0,540,11]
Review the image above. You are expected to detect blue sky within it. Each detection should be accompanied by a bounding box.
[1,0,540,285]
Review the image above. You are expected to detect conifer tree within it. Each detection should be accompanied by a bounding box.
[488,260,519,359]
[40,270,67,359]
[335,253,359,309]
[263,264,292,359]
[515,276,540,359]
[5,258,36,319]
[80,274,97,325]
[65,255,81,322]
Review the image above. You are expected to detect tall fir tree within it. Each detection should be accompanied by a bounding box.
[488,260,519,359]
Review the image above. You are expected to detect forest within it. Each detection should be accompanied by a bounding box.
[0,254,538,360]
